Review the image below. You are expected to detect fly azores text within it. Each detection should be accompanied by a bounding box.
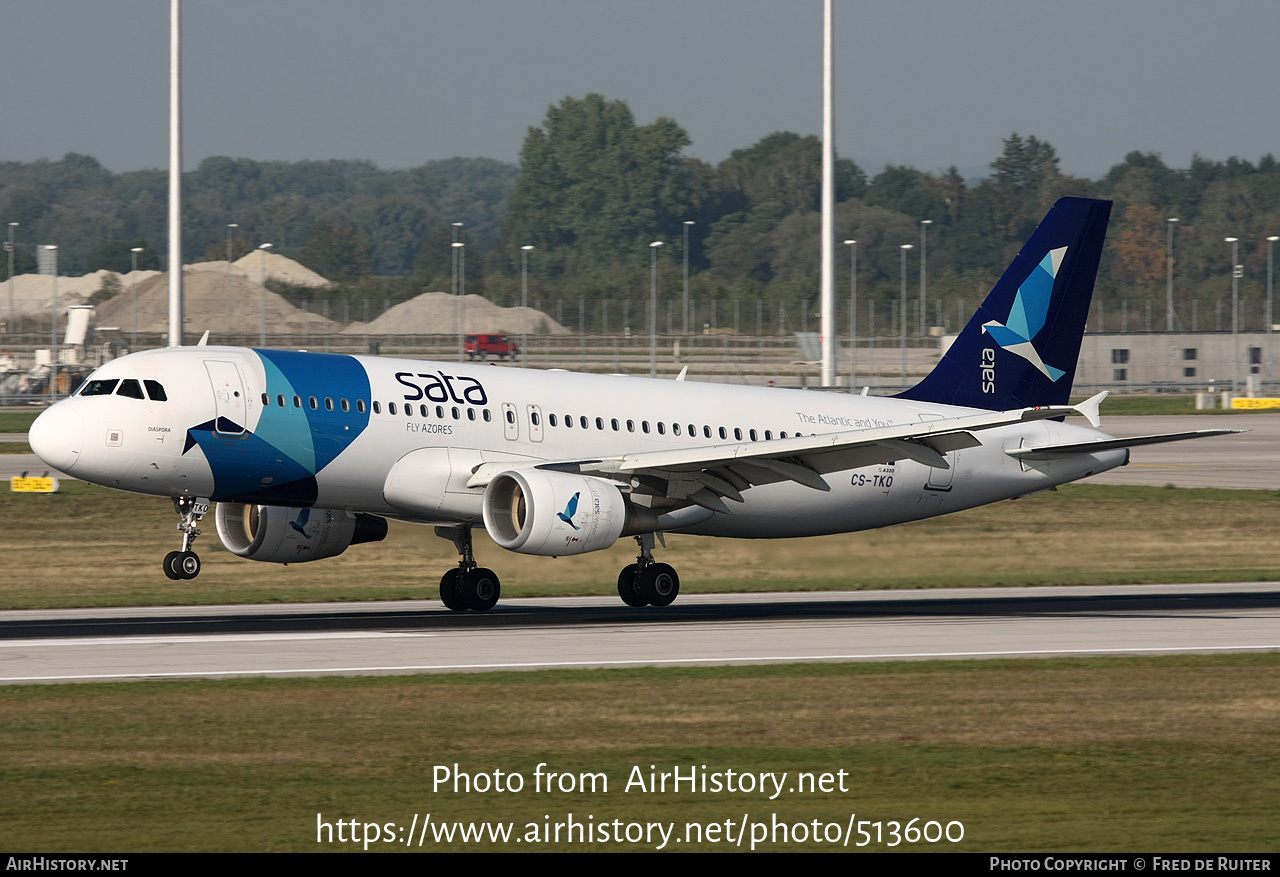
[394,370,488,406]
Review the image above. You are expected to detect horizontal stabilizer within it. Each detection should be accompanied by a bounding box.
[1006,429,1242,459]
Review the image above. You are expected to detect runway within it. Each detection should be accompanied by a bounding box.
[1,413,1272,488]
[1,583,1277,684]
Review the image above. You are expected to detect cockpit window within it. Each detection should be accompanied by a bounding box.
[116,379,146,399]
[144,380,168,401]
[80,379,119,396]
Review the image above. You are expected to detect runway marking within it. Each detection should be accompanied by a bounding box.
[3,643,1278,683]
[0,631,436,648]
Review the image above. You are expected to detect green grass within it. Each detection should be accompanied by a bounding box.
[2,481,1279,609]
[0,409,41,432]
[1,654,1276,851]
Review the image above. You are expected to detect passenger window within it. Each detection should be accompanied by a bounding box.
[276,394,286,408]
[703,426,711,438]
[483,409,492,422]
[657,422,666,435]
[750,429,758,441]
[144,380,168,402]
[565,415,573,428]
[420,404,429,417]
[293,395,302,408]
[80,379,119,396]
[309,396,318,410]
[642,421,650,434]
[506,409,515,424]
[780,431,787,438]
[357,400,366,413]
[765,430,772,440]
[734,428,742,441]
[261,393,269,406]
[549,414,557,427]
[580,416,588,429]
[451,407,460,419]
[325,397,334,411]
[372,401,381,414]
[341,399,350,413]
[627,420,635,433]
[611,418,619,431]
[389,402,398,415]
[718,427,727,439]
[673,423,682,436]
[436,406,444,418]
[116,379,145,399]
[688,424,695,437]
[467,408,476,421]
[531,412,540,426]
[595,417,604,430]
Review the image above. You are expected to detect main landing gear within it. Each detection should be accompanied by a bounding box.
[435,524,501,612]
[617,533,680,608]
[163,496,209,580]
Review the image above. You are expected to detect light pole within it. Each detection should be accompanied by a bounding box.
[1166,218,1179,332]
[919,219,932,336]
[1268,235,1278,382]
[452,241,465,362]
[521,245,534,367]
[900,243,913,382]
[130,247,144,349]
[45,245,57,400]
[258,243,273,347]
[649,241,663,377]
[226,223,238,337]
[682,220,694,335]
[1226,237,1239,394]
[6,222,17,334]
[844,239,857,389]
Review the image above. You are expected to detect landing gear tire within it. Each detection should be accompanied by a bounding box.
[459,568,501,612]
[164,550,200,580]
[639,563,679,607]
[177,551,201,580]
[163,551,184,581]
[440,569,467,611]
[617,564,647,607]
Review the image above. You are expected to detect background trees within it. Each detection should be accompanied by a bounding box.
[2,94,1278,332]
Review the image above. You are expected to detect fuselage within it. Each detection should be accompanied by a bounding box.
[28,345,1128,539]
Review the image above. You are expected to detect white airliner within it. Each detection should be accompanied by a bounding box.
[28,198,1236,611]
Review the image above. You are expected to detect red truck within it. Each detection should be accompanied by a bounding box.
[464,334,520,361]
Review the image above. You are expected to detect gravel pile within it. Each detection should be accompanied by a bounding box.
[346,291,569,336]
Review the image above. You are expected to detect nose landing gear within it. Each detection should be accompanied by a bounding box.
[435,524,501,612]
[163,496,209,580]
[617,533,680,607]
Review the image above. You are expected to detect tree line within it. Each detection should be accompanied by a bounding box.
[2,93,1279,333]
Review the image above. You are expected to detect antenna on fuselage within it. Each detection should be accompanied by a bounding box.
[196,330,209,347]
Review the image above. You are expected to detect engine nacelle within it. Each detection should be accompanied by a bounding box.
[482,469,652,556]
[214,503,388,564]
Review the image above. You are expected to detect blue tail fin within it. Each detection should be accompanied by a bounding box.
[897,197,1112,410]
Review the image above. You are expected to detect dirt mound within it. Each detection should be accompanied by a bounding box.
[345,291,569,336]
[93,269,339,337]
[5,269,162,316]
[230,252,330,288]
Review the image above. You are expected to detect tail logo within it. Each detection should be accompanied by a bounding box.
[982,246,1068,382]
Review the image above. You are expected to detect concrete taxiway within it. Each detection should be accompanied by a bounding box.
[1,583,1276,684]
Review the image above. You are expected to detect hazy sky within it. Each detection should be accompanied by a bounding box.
[1,0,1276,179]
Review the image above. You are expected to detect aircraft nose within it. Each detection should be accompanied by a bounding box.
[28,403,84,474]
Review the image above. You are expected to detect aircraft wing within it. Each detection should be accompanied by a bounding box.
[1005,429,1242,459]
[468,403,1085,512]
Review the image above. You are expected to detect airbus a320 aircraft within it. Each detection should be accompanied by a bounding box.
[28,198,1236,611]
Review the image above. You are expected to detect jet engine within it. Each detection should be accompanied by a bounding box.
[482,469,655,556]
[214,503,388,564]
